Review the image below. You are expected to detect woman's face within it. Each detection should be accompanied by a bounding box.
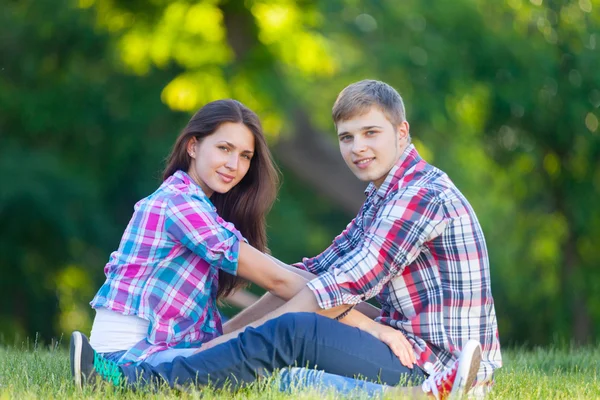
[187,122,255,197]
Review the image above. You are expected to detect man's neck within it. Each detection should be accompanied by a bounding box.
[371,143,411,189]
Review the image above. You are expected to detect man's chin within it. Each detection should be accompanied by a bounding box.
[351,169,375,182]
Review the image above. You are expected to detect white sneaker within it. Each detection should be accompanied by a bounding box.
[421,340,482,399]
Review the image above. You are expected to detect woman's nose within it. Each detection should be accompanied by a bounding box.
[225,155,238,170]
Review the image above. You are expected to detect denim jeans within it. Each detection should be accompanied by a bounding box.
[278,367,391,396]
[101,348,198,366]
[120,313,425,391]
[104,343,389,395]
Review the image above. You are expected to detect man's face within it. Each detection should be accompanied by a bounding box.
[336,107,409,188]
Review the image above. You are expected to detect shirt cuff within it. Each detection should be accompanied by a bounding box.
[306,271,364,309]
[291,262,309,272]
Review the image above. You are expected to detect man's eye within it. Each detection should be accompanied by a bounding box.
[366,130,377,135]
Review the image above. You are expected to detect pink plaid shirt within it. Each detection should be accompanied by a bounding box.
[91,170,244,364]
[299,145,502,384]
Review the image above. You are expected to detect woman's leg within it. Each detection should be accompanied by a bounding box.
[100,350,127,363]
[121,313,425,390]
[144,348,198,366]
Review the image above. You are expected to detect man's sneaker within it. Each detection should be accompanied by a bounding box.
[421,340,482,400]
[70,331,124,389]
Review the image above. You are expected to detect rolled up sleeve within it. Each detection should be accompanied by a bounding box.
[165,194,245,276]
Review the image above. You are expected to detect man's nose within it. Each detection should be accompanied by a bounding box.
[351,137,367,153]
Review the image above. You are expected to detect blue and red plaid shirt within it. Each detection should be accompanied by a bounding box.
[298,145,502,384]
[90,170,243,364]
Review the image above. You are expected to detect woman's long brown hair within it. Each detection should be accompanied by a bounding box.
[163,99,279,300]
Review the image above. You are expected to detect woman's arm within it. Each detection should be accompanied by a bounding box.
[224,254,314,333]
[235,242,309,301]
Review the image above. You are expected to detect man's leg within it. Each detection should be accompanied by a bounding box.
[121,313,424,389]
[278,367,392,396]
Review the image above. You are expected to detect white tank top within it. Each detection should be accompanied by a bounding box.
[89,308,149,353]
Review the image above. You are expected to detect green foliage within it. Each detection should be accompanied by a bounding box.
[1,0,599,346]
[0,0,188,339]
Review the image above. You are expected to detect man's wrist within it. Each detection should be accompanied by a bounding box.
[353,313,377,335]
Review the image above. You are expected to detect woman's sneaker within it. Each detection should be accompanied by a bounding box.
[421,340,482,400]
[70,331,124,389]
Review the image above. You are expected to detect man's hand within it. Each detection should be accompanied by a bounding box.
[365,322,416,368]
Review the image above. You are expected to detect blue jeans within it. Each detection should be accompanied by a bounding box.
[101,348,198,366]
[278,367,392,396]
[104,344,388,395]
[120,313,425,390]
[105,350,390,395]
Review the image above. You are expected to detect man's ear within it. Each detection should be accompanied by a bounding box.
[396,121,410,141]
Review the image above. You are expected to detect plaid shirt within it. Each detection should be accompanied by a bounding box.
[299,145,502,384]
[90,170,243,364]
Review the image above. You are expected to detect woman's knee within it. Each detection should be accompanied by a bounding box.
[272,312,319,335]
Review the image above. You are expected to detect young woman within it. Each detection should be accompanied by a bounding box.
[88,99,308,366]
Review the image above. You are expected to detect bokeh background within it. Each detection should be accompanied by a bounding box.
[1,0,599,348]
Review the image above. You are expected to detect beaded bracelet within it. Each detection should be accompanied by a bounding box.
[334,304,356,321]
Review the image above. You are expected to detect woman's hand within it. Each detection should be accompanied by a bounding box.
[364,321,416,368]
[195,330,241,354]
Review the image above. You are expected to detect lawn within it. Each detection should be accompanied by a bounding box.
[0,339,599,399]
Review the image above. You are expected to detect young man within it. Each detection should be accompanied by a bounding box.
[71,80,502,399]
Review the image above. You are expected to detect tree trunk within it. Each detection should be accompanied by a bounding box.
[564,231,592,344]
[276,110,365,214]
[221,2,365,215]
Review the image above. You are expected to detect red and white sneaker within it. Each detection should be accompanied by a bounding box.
[421,340,482,400]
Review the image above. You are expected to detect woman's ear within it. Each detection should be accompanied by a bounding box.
[187,137,198,158]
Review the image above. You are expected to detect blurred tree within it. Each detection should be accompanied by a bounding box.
[1,0,598,347]
[0,0,188,340]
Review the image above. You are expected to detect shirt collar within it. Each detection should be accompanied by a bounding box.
[169,170,208,197]
[364,144,422,199]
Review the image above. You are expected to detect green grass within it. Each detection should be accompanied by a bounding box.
[1,341,599,399]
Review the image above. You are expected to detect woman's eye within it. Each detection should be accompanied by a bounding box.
[340,135,352,142]
[242,154,251,160]
[218,146,230,152]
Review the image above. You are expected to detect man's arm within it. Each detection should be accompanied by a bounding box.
[223,255,381,333]
[223,255,317,334]
[211,285,415,367]
[215,287,336,347]
[223,293,284,334]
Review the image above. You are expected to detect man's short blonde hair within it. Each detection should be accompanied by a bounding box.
[332,80,406,127]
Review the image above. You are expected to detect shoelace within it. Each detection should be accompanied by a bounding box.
[93,352,123,386]
[421,362,457,399]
